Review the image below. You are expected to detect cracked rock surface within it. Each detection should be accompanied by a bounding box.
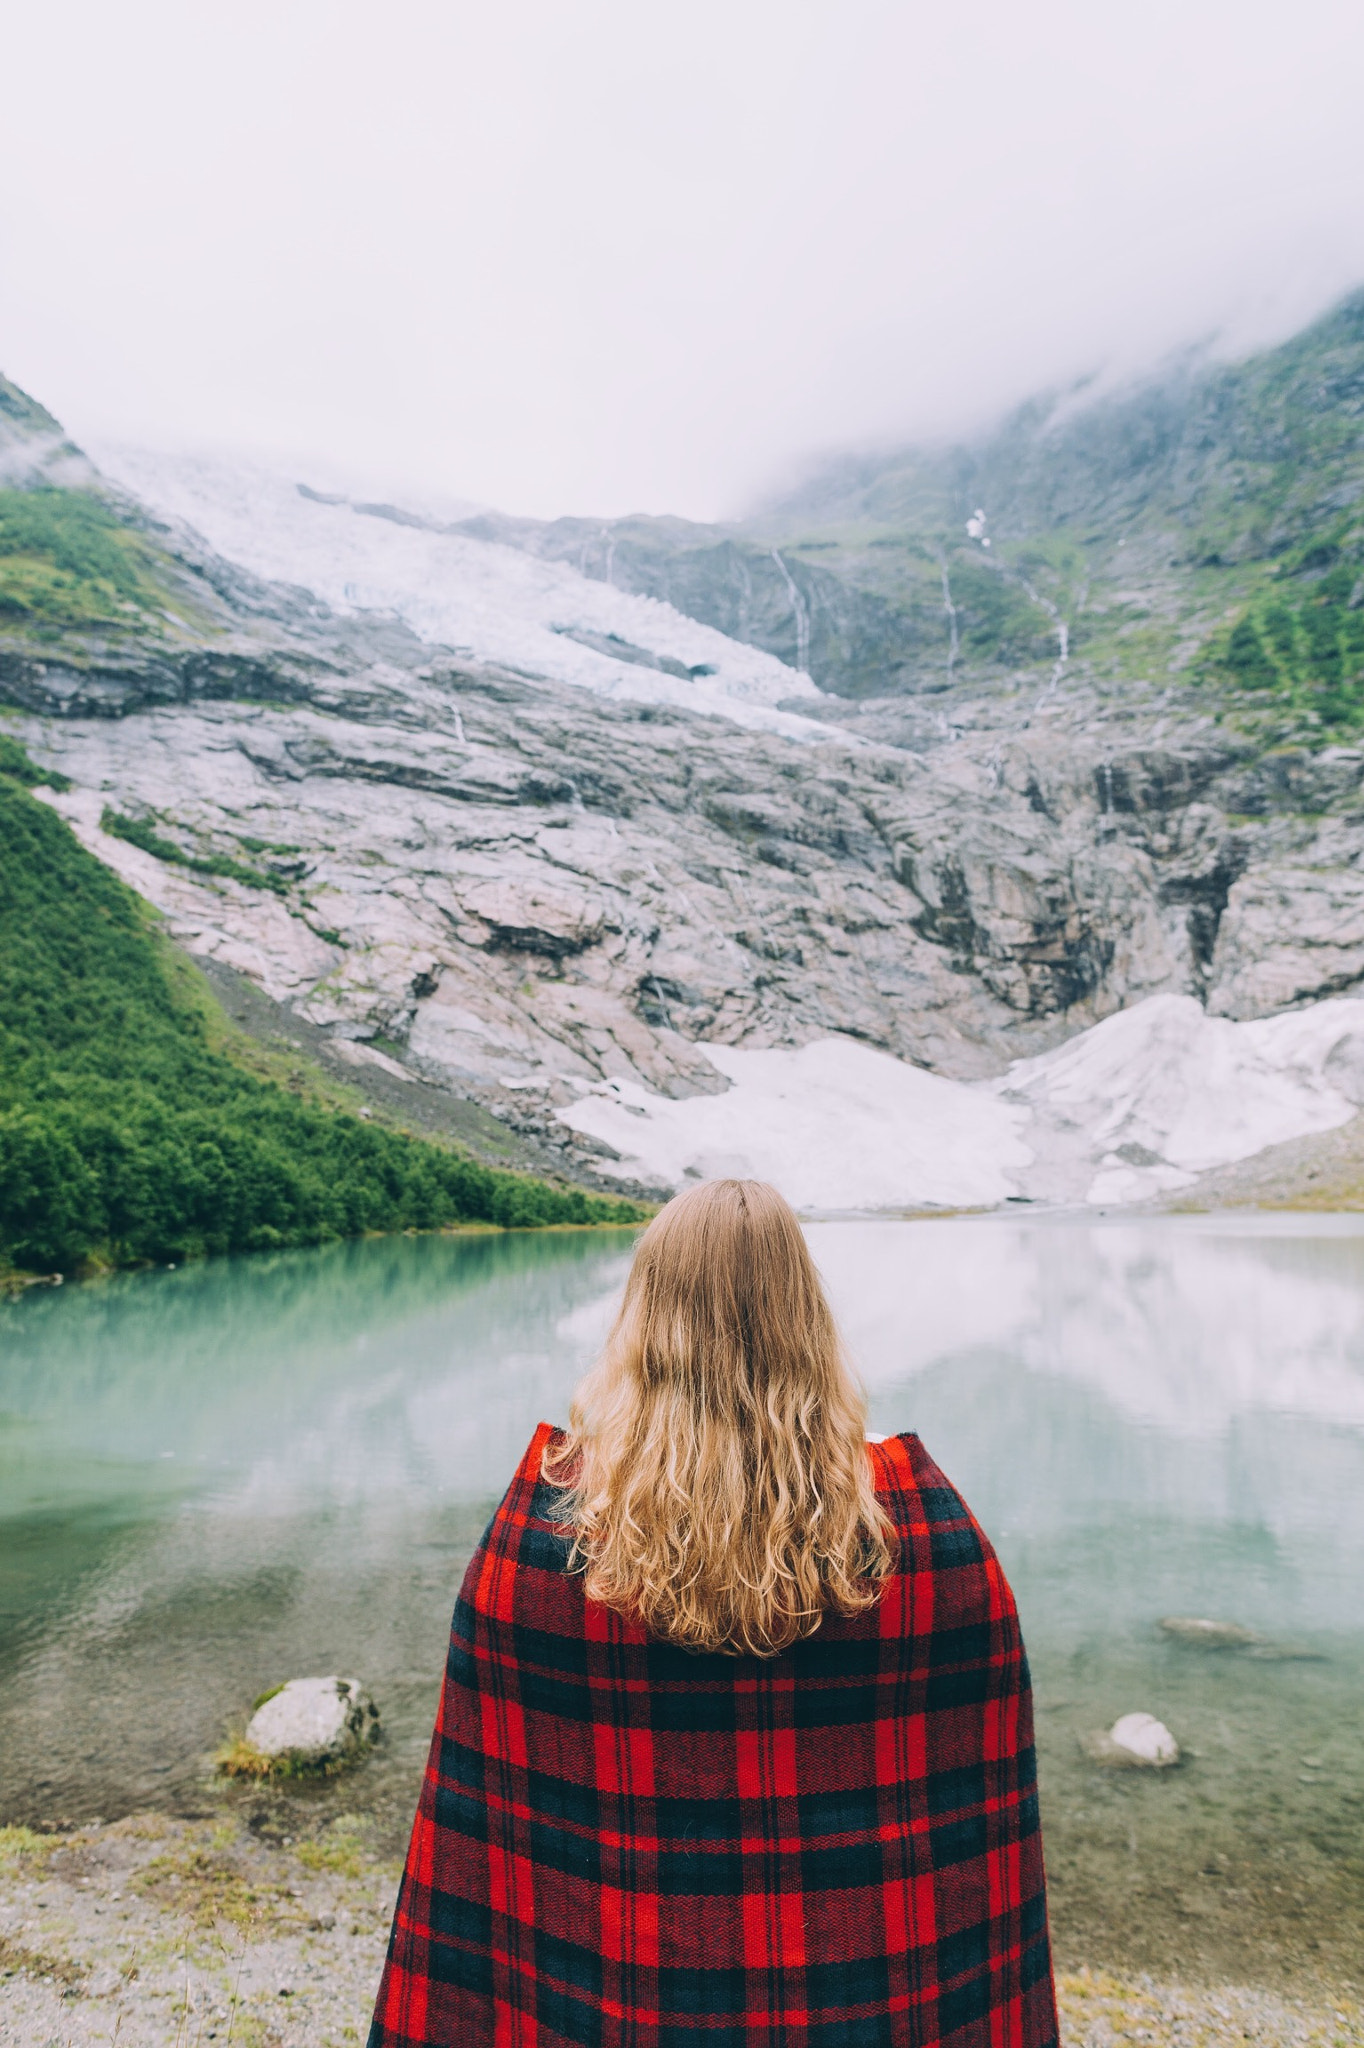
[15,583,1364,1177]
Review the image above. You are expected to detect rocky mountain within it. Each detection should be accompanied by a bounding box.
[4,293,1364,1205]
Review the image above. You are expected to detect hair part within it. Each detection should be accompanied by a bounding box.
[545,1178,895,1657]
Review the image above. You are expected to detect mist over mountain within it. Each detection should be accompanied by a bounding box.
[6,288,1364,1222]
[468,289,1364,710]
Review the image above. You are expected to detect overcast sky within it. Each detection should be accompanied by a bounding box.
[3,0,1364,520]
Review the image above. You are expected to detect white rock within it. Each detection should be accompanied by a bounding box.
[1108,1711,1180,1766]
[1159,1615,1259,1650]
[244,1677,378,1762]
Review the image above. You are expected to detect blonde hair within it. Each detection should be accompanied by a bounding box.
[545,1178,894,1657]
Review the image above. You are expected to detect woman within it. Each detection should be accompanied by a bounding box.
[370,1179,1057,2048]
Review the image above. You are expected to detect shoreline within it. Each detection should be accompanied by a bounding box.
[3,1815,1360,2048]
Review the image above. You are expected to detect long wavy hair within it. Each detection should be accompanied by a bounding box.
[544,1178,895,1656]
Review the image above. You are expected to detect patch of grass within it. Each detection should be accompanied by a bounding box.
[0,1824,49,1861]
[0,1934,86,1988]
[0,740,648,1274]
[213,1737,277,1780]
[133,1841,296,1931]
[0,733,69,790]
[296,1822,366,1879]
[0,486,167,632]
[943,546,1052,665]
[101,808,292,895]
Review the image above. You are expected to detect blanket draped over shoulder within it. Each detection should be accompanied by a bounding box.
[370,1424,1057,2048]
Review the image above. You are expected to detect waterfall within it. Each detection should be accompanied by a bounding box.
[1017,577,1070,710]
[769,550,811,676]
[939,561,960,672]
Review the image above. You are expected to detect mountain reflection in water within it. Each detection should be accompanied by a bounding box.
[1,1216,1361,1987]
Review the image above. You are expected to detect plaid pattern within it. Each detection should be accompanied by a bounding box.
[370,1425,1057,2048]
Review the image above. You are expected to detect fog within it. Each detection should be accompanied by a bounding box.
[3,0,1364,519]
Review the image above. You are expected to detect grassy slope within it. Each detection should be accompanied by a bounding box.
[0,743,643,1276]
[0,372,224,658]
[0,486,169,634]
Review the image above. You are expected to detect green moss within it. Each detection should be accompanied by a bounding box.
[214,1736,352,1782]
[0,755,646,1274]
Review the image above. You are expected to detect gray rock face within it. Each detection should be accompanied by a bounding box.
[448,509,923,697]
[15,576,1364,1182]
[243,1678,379,1764]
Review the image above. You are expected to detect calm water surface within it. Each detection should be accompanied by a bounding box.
[2,1216,1362,1987]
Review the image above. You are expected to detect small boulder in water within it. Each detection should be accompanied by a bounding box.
[1108,1712,1180,1766]
[234,1677,379,1771]
[1084,1711,1180,1768]
[1159,1616,1259,1650]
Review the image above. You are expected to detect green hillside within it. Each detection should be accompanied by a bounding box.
[750,290,1364,733]
[0,485,169,633]
[0,370,229,668]
[0,743,643,1277]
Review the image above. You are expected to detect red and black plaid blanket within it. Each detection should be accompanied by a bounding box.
[370,1424,1057,2048]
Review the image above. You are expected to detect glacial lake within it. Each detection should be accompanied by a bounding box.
[2,1216,1362,1988]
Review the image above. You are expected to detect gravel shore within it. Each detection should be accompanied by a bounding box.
[2,1818,1360,2048]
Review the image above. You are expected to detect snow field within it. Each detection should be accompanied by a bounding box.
[558,994,1364,1211]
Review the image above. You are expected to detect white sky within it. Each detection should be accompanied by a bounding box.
[3,0,1364,521]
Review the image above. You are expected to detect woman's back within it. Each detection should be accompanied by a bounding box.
[369,1419,1056,2048]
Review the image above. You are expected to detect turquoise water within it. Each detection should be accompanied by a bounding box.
[1,1216,1362,1986]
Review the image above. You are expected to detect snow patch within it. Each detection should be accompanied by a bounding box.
[1000,994,1364,1203]
[559,1037,1033,1210]
[558,994,1364,1211]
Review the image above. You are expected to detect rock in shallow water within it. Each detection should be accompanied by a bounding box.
[244,1677,379,1764]
[1084,1711,1181,1768]
[1108,1712,1180,1766]
[1159,1615,1259,1649]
